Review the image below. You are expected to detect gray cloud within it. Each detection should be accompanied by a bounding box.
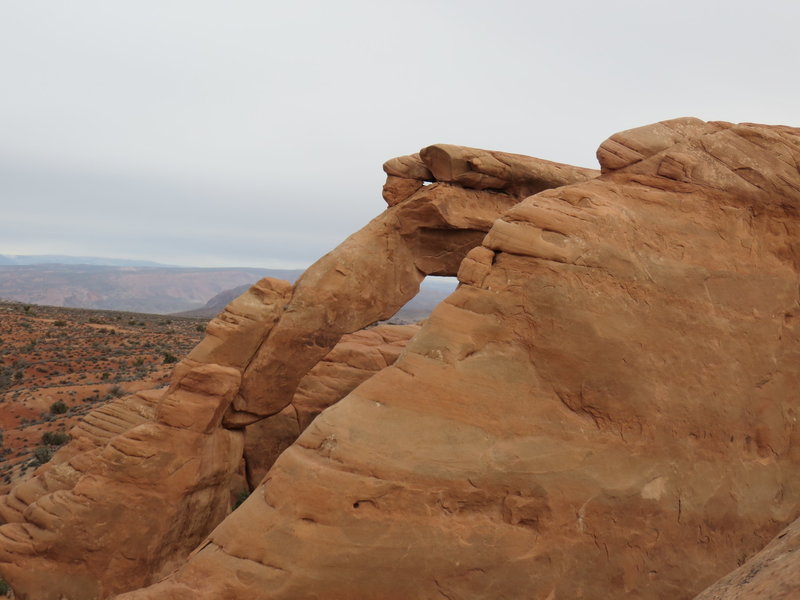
[1,0,798,267]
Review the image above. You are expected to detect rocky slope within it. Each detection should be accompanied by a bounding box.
[0,302,206,492]
[2,121,800,599]
[0,282,423,598]
[124,121,800,599]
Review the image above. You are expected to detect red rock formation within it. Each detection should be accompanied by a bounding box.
[0,364,244,600]
[0,279,294,599]
[0,322,419,599]
[693,517,800,599]
[243,323,420,488]
[0,145,595,598]
[113,119,800,599]
[0,388,163,526]
[233,149,596,424]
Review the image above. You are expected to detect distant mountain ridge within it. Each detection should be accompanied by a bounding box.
[0,262,304,314]
[174,284,253,317]
[0,254,170,267]
[0,255,455,319]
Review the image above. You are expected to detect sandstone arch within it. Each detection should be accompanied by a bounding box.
[0,144,596,599]
[112,118,800,599]
[9,119,800,599]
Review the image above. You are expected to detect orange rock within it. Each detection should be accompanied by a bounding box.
[694,519,800,599]
[234,145,589,422]
[0,364,244,598]
[0,318,418,599]
[243,323,419,487]
[288,323,419,432]
[185,277,292,369]
[0,280,292,598]
[114,120,800,600]
[381,151,432,181]
[381,175,423,206]
[420,142,599,196]
[19,123,800,599]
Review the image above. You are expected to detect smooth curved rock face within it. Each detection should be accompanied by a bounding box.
[116,119,800,600]
[693,518,800,599]
[0,144,595,599]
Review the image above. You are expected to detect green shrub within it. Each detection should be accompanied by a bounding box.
[33,446,53,465]
[49,400,68,415]
[0,576,9,595]
[53,320,67,327]
[162,352,178,364]
[41,431,70,446]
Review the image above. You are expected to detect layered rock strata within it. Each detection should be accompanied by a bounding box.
[243,323,420,488]
[0,145,596,599]
[0,388,163,525]
[0,321,419,598]
[115,119,800,599]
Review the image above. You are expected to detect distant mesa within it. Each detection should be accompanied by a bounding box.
[2,122,800,599]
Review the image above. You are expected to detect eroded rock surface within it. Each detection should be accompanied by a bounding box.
[0,144,595,599]
[114,119,800,599]
[0,320,419,599]
[0,279,293,599]
[243,323,420,488]
[693,516,800,599]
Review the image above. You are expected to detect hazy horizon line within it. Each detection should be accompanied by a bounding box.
[0,251,312,271]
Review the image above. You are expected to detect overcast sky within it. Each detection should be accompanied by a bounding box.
[1,1,798,268]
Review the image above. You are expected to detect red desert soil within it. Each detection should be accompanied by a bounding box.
[0,301,207,492]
